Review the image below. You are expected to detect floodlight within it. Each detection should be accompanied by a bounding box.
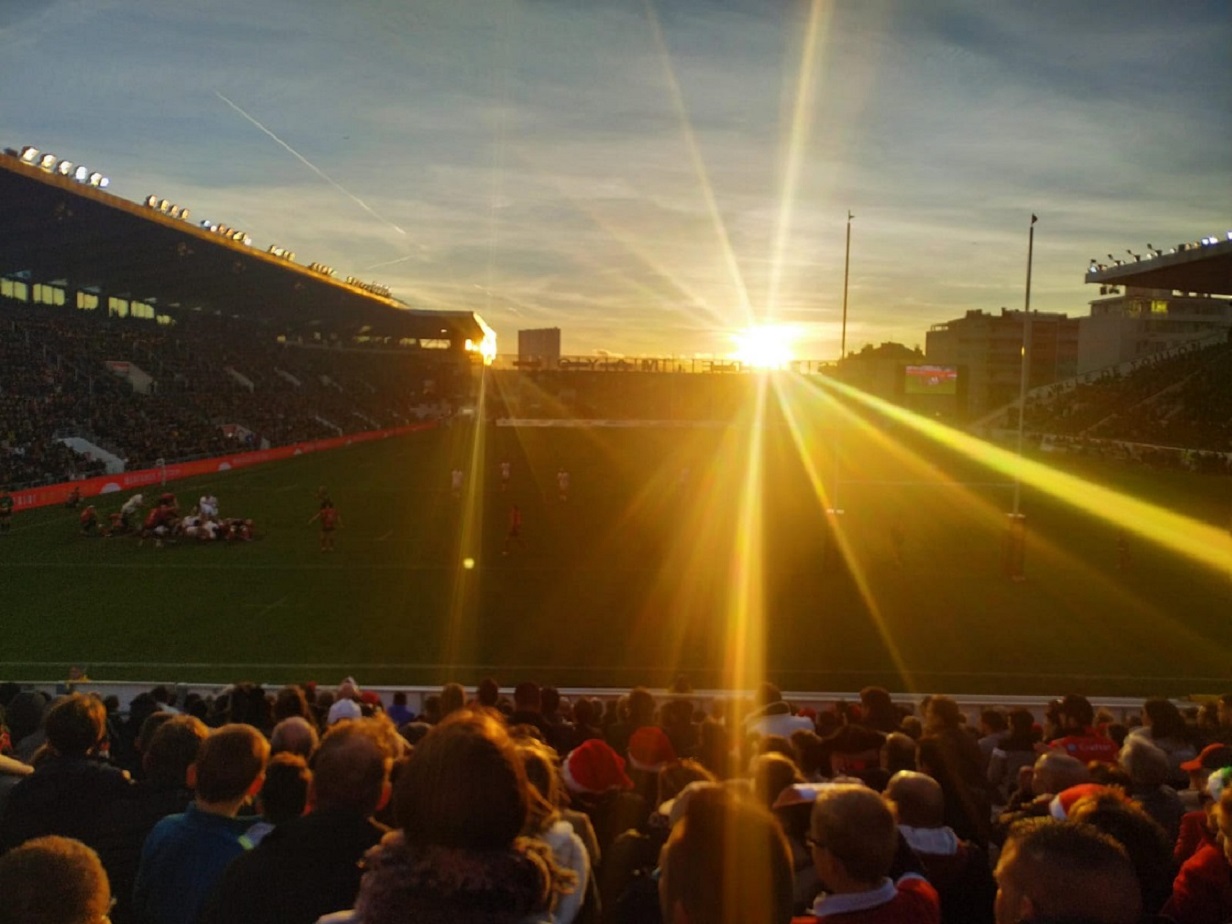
[147,195,158,207]
[19,146,39,163]
[179,208,188,220]
[56,160,73,175]
[73,165,88,182]
[87,172,104,186]
[38,153,57,170]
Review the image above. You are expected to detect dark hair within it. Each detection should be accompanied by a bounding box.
[194,724,270,803]
[981,709,1008,733]
[1059,694,1095,728]
[1068,792,1175,915]
[145,715,209,787]
[260,753,312,825]
[626,687,656,723]
[660,787,793,924]
[1142,699,1187,741]
[44,694,106,757]
[312,719,390,814]
[394,710,528,850]
[476,678,500,708]
[273,686,312,723]
[0,835,111,924]
[999,819,1141,924]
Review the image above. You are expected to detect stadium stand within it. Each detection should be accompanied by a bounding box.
[2,680,1228,923]
[1,297,469,489]
[1022,340,1232,474]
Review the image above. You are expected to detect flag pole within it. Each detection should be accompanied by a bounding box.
[840,211,853,360]
[1005,214,1036,581]
[1012,214,1037,517]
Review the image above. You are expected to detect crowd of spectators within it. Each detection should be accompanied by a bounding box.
[4,677,1232,923]
[1024,342,1232,470]
[0,299,471,489]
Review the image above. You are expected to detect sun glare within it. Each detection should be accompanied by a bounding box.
[731,325,798,369]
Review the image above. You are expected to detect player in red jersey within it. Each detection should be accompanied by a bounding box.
[79,505,99,536]
[308,500,341,552]
[503,504,523,556]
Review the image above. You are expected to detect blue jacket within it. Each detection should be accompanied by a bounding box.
[132,802,254,924]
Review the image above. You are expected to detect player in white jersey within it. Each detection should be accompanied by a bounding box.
[499,460,512,491]
[451,468,464,499]
[199,494,219,519]
[556,468,570,502]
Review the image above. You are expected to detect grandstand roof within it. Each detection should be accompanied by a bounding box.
[0,152,486,344]
[1084,236,1232,296]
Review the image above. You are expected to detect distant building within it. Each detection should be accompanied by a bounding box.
[1078,288,1232,371]
[926,308,1079,418]
[517,327,561,369]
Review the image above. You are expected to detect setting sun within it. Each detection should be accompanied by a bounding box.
[731,324,799,369]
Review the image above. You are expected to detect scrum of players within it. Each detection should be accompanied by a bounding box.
[77,491,254,546]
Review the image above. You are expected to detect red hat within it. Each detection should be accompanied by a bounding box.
[562,739,634,794]
[1049,783,1118,820]
[627,726,677,773]
[1181,744,1232,773]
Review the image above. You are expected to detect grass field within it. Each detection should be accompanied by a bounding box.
[3,408,1231,697]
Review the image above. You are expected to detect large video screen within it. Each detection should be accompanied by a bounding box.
[903,364,959,395]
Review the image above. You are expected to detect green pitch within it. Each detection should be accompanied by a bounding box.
[2,422,1230,696]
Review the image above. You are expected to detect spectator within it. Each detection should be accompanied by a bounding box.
[1067,788,1177,917]
[93,714,208,924]
[386,691,414,728]
[328,678,363,726]
[883,771,995,924]
[987,708,1041,805]
[0,693,131,853]
[518,739,588,924]
[561,738,645,861]
[0,835,113,924]
[1166,780,1232,922]
[606,687,658,757]
[440,682,467,719]
[1120,735,1185,845]
[270,716,320,760]
[242,751,312,846]
[1127,698,1198,787]
[509,681,553,742]
[200,719,393,924]
[993,818,1142,924]
[132,723,270,924]
[857,687,902,734]
[798,783,939,922]
[659,785,794,924]
[745,682,815,740]
[976,709,1008,764]
[1048,694,1118,765]
[322,710,565,924]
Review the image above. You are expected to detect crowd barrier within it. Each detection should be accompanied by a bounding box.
[9,422,435,512]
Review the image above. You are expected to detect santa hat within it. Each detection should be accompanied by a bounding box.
[561,739,634,795]
[1049,783,1112,820]
[628,726,677,773]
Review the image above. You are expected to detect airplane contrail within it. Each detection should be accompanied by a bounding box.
[214,90,407,238]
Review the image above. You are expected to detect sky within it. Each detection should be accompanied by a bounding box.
[2,0,1230,360]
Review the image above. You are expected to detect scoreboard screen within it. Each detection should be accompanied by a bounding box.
[903,364,959,395]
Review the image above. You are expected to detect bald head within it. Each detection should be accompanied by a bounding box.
[885,770,945,829]
[270,717,320,760]
[1032,752,1089,797]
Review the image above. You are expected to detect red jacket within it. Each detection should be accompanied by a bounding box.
[1049,728,1119,764]
[1164,842,1232,924]
[792,875,940,924]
